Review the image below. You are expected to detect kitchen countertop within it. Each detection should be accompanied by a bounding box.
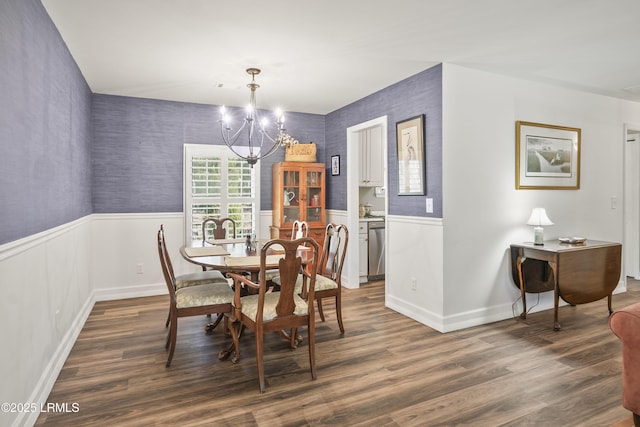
[359,216,385,222]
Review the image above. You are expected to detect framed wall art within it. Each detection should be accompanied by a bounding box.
[516,121,581,190]
[331,155,340,176]
[396,114,425,195]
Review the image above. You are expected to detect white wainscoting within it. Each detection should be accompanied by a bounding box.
[0,216,93,427]
[0,211,448,427]
[4,211,357,426]
[384,215,445,332]
[90,213,185,300]
[1,213,193,427]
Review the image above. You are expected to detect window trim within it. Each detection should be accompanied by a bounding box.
[183,143,261,244]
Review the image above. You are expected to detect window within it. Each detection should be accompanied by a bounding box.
[184,144,260,242]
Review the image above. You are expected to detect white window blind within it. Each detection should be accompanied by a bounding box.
[184,144,260,243]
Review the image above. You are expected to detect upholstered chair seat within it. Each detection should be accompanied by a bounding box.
[176,282,234,309]
[272,274,337,295]
[175,270,228,290]
[234,293,308,322]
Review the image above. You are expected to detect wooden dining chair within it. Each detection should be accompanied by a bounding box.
[225,237,320,393]
[202,217,237,242]
[314,223,349,334]
[157,225,234,367]
[158,225,229,328]
[272,223,348,334]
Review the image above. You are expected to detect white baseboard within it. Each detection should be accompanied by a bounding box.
[386,294,444,332]
[388,278,628,334]
[93,283,167,302]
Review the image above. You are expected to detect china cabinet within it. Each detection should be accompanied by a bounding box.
[271,162,326,248]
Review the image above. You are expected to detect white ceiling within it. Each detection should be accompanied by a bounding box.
[42,0,640,115]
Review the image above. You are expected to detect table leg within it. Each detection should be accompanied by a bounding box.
[516,250,527,319]
[278,329,303,348]
[218,320,244,363]
[205,313,224,334]
[549,261,561,330]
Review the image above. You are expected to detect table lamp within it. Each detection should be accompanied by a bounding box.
[527,207,553,245]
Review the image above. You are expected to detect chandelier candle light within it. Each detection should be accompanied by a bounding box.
[527,207,554,245]
[219,68,286,166]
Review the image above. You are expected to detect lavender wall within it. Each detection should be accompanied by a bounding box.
[0,0,92,245]
[92,65,442,217]
[0,0,441,246]
[259,111,325,209]
[324,65,443,217]
[91,95,325,212]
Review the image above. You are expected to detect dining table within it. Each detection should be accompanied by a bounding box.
[180,237,314,283]
[181,238,277,281]
[180,237,315,361]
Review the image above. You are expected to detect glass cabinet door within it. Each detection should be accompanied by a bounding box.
[282,169,300,224]
[305,169,323,223]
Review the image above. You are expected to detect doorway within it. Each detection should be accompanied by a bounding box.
[625,126,640,278]
[345,116,388,289]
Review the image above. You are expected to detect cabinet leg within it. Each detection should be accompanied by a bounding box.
[550,261,561,331]
[516,253,527,319]
[553,289,561,330]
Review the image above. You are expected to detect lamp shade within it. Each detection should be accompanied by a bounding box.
[526,208,554,226]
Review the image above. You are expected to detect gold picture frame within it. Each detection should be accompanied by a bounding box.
[516,121,581,190]
[396,114,425,195]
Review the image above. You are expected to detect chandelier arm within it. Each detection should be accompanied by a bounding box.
[223,145,251,161]
[221,120,248,148]
[254,142,285,161]
[255,132,269,157]
[258,129,283,145]
[256,134,285,159]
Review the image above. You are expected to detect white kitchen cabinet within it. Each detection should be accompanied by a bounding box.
[358,221,368,283]
[359,126,384,187]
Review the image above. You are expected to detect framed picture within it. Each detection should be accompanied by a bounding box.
[396,114,425,195]
[516,121,581,190]
[331,155,340,176]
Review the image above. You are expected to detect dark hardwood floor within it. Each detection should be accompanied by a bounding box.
[36,280,640,426]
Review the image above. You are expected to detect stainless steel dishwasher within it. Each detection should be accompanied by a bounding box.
[368,221,385,281]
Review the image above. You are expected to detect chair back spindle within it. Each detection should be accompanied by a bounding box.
[319,224,348,280]
[202,217,237,242]
[292,220,309,240]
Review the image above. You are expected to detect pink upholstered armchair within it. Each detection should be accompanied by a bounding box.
[610,303,640,426]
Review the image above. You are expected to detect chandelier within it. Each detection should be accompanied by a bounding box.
[219,68,286,166]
